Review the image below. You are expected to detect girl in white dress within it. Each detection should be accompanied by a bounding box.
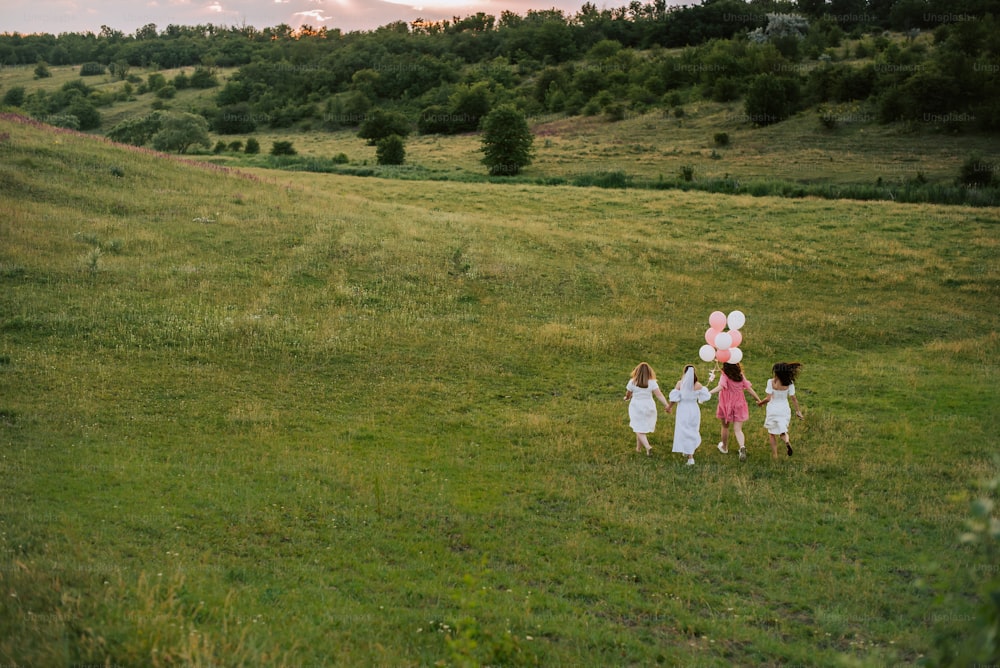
[624,362,670,456]
[757,362,804,458]
[667,365,711,465]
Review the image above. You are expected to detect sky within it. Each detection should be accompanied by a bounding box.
[0,0,692,37]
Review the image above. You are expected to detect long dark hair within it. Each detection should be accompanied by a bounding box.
[722,362,744,382]
[773,362,802,386]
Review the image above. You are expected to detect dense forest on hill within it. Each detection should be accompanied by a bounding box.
[2,0,999,144]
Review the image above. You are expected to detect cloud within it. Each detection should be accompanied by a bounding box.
[208,2,223,12]
[294,9,332,21]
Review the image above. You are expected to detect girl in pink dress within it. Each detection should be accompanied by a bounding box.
[709,362,762,462]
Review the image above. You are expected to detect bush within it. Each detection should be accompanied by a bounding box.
[214,103,258,134]
[44,114,80,130]
[358,109,411,146]
[959,155,996,187]
[375,134,405,165]
[2,86,26,107]
[244,137,260,154]
[714,132,730,147]
[605,103,626,122]
[156,85,177,100]
[79,62,105,76]
[213,140,226,154]
[189,67,218,89]
[227,140,243,152]
[67,98,101,130]
[679,165,695,181]
[34,62,51,79]
[146,72,167,92]
[270,140,296,156]
[744,73,802,126]
[106,112,164,145]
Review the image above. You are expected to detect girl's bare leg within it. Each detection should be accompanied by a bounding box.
[733,421,745,448]
[719,421,730,452]
[768,433,778,459]
[637,433,652,455]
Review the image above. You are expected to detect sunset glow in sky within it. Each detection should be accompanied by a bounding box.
[0,0,691,36]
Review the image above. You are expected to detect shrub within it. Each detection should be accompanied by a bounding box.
[44,114,80,130]
[214,103,258,134]
[213,140,226,154]
[270,140,296,156]
[33,62,51,79]
[376,134,406,165]
[227,140,243,152]
[189,67,218,89]
[714,132,730,147]
[605,103,626,122]
[156,85,177,100]
[106,112,164,145]
[959,155,996,187]
[67,98,101,130]
[146,72,167,92]
[79,62,105,76]
[744,73,802,126]
[680,165,695,181]
[2,86,26,107]
[358,109,411,146]
[418,105,453,134]
[244,137,260,154]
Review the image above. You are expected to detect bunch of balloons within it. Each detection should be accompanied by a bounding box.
[699,310,746,365]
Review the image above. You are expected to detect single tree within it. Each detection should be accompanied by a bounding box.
[479,105,534,176]
[151,112,210,153]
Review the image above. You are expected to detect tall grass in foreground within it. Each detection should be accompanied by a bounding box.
[0,115,998,666]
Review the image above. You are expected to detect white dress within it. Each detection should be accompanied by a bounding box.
[669,369,711,456]
[763,379,795,435]
[627,379,660,434]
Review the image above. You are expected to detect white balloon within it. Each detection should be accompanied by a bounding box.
[728,347,743,364]
[699,344,716,362]
[727,310,746,330]
[714,332,733,350]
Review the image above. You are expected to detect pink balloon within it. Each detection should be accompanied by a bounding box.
[715,348,732,363]
[709,311,727,331]
[729,329,743,348]
[714,332,733,351]
[705,328,718,346]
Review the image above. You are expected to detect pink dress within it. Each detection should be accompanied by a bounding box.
[715,375,752,422]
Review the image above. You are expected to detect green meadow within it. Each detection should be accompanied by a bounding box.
[1,113,998,665]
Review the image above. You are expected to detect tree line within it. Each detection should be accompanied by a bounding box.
[1,0,998,149]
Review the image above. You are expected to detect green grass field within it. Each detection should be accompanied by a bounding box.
[1,113,998,665]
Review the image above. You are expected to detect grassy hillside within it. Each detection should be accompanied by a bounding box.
[1,113,998,665]
[4,61,1000,203]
